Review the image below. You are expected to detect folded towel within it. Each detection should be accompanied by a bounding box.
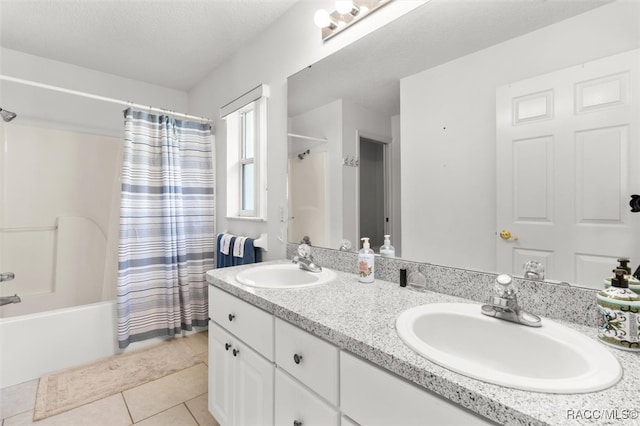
[216,233,261,268]
[221,233,233,255]
[233,236,247,258]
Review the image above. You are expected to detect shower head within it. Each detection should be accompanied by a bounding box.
[0,108,17,122]
[297,149,310,160]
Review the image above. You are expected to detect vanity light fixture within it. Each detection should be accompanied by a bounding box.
[314,0,393,41]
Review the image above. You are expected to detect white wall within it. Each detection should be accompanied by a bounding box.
[1,48,189,138]
[0,124,120,317]
[0,48,190,307]
[188,0,425,259]
[401,2,640,271]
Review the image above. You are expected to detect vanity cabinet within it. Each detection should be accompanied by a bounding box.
[208,286,274,426]
[340,352,494,426]
[208,284,494,426]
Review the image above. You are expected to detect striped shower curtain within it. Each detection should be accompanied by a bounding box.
[117,108,214,349]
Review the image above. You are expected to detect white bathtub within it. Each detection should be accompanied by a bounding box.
[0,300,120,388]
[0,299,207,389]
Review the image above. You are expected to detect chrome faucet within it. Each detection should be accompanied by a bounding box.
[1,272,21,306]
[1,272,15,282]
[523,260,545,280]
[481,274,541,327]
[292,243,322,273]
[0,294,21,306]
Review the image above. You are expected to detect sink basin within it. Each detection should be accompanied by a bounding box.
[396,303,622,393]
[235,264,336,289]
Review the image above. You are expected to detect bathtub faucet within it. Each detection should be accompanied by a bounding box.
[0,294,21,306]
[0,272,15,282]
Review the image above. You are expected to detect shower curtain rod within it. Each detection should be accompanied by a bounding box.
[0,75,213,124]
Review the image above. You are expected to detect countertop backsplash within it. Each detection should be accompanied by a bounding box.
[287,243,599,327]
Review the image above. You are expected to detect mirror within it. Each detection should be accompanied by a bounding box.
[287,0,640,288]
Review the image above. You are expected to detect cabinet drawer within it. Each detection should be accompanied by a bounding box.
[340,352,495,426]
[209,285,274,361]
[275,369,339,426]
[275,318,339,404]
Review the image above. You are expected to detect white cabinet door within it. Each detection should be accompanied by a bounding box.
[209,321,234,426]
[496,49,639,287]
[275,369,339,426]
[209,321,274,426]
[233,338,274,426]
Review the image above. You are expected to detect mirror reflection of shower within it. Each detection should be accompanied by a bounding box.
[0,108,17,122]
[297,149,310,160]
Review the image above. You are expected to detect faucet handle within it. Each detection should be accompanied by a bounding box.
[493,274,516,298]
[297,243,311,258]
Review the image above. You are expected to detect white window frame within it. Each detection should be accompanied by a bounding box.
[223,85,268,220]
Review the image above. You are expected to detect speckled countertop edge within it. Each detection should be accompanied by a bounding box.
[206,261,640,426]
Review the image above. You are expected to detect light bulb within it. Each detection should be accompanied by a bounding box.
[335,0,354,15]
[314,9,332,28]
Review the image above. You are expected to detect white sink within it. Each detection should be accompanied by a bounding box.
[235,263,336,289]
[396,303,622,394]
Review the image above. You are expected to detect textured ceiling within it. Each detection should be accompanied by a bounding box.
[0,0,299,90]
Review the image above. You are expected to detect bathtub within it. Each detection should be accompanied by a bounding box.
[0,299,208,389]
[0,300,120,388]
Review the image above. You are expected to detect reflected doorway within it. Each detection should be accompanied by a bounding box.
[359,137,389,252]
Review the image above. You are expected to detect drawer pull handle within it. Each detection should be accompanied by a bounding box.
[232,348,240,357]
[228,313,235,322]
[293,353,303,364]
[293,421,303,426]
[225,343,231,351]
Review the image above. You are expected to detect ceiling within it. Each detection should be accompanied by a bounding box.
[0,0,299,91]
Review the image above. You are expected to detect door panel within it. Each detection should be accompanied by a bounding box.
[233,339,274,426]
[209,322,233,426]
[497,49,639,288]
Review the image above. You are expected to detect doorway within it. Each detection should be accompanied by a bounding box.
[359,137,389,252]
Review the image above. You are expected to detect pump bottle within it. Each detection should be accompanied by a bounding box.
[358,237,375,283]
[380,235,395,258]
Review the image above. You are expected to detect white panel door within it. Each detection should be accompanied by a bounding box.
[497,49,639,288]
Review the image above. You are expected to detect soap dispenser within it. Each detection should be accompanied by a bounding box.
[380,235,395,258]
[358,237,375,283]
[597,268,640,351]
[604,257,640,294]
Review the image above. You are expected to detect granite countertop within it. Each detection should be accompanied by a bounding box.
[206,260,640,426]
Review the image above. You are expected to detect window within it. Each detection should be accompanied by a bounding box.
[223,85,268,220]
[239,104,256,215]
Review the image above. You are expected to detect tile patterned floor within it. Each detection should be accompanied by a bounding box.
[0,331,220,426]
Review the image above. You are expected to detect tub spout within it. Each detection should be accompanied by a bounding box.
[0,294,21,306]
